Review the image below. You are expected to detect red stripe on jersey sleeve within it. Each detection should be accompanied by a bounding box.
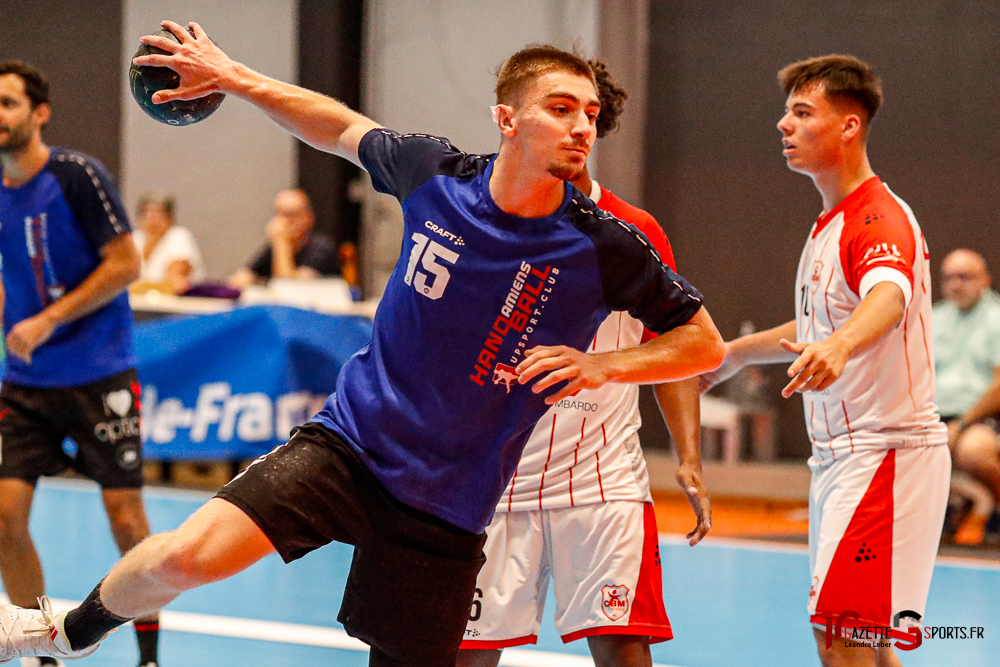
[597,188,677,344]
[837,179,915,296]
[596,189,677,270]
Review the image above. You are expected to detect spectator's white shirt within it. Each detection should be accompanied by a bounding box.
[133,226,206,284]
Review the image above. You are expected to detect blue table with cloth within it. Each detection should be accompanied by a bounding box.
[135,305,372,459]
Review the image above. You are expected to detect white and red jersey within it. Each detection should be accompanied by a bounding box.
[500,182,677,512]
[794,176,946,466]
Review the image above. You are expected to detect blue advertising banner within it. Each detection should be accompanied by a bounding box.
[135,305,372,459]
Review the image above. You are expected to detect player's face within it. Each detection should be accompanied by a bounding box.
[776,84,848,176]
[0,74,45,155]
[513,71,599,181]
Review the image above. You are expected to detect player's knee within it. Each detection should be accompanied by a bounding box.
[109,507,150,547]
[0,507,31,540]
[956,428,1000,464]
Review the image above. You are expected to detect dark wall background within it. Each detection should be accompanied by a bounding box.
[297,0,364,245]
[644,0,1000,458]
[0,0,123,177]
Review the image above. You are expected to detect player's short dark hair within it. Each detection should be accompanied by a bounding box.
[0,60,50,108]
[138,192,176,219]
[778,54,882,127]
[495,45,595,107]
[588,59,628,139]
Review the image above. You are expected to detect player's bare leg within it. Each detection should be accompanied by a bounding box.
[954,425,1000,501]
[588,635,652,667]
[59,497,274,653]
[455,649,501,667]
[875,644,903,667]
[0,479,44,606]
[813,627,877,667]
[102,488,159,665]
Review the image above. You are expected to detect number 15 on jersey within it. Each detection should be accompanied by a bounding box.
[403,232,460,300]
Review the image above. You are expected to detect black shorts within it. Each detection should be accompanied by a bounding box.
[216,423,487,665]
[0,368,144,489]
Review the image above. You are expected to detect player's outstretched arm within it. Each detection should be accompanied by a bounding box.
[6,234,141,364]
[516,306,725,405]
[654,378,712,545]
[698,319,798,394]
[779,281,905,398]
[134,21,379,166]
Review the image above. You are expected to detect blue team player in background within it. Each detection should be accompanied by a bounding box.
[0,22,725,667]
[0,60,162,667]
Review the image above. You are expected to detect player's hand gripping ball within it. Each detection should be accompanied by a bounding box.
[129,27,225,126]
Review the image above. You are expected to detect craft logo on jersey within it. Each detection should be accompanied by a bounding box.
[601,584,630,621]
[470,262,559,388]
[493,363,519,393]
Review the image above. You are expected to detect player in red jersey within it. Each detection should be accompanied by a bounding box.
[459,59,710,667]
[701,55,948,667]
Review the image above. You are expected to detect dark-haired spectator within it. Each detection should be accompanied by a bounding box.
[228,189,339,287]
[131,193,205,295]
[934,248,1000,544]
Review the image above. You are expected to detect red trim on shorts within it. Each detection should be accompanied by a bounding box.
[460,635,538,650]
[814,450,895,628]
[539,414,556,509]
[625,502,672,639]
[561,624,673,645]
[809,613,884,631]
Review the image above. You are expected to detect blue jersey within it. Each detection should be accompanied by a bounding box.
[312,129,704,533]
[0,148,134,387]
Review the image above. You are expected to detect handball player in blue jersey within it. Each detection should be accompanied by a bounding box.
[0,61,161,667]
[0,23,724,667]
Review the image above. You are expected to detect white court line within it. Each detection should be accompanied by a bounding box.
[2,596,683,667]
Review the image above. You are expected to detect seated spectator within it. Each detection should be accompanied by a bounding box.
[228,189,339,287]
[131,193,205,295]
[933,248,1000,544]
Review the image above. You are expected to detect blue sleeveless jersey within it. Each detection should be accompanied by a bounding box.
[0,148,134,387]
[312,129,704,532]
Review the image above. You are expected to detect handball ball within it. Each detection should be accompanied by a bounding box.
[129,28,225,126]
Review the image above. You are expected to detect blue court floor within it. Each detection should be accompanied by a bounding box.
[8,478,999,667]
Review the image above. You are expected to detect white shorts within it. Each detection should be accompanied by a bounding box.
[460,500,672,649]
[808,445,950,631]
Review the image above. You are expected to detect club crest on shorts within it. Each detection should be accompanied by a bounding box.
[600,584,630,621]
